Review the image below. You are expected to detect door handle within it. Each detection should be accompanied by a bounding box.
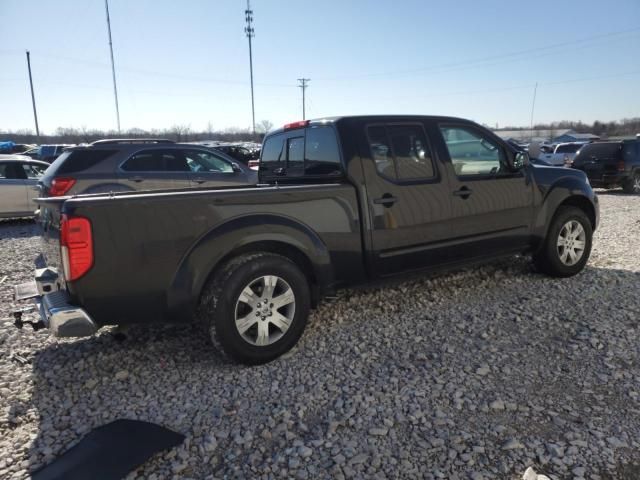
[192,178,206,184]
[373,194,398,207]
[453,187,472,199]
[129,176,144,183]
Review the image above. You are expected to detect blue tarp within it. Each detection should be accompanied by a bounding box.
[0,141,16,151]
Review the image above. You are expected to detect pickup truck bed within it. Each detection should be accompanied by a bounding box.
[19,115,599,364]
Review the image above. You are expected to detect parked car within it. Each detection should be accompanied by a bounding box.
[38,138,257,197]
[20,146,40,158]
[211,143,261,169]
[571,138,640,193]
[0,155,49,218]
[17,115,598,364]
[538,142,587,166]
[39,144,74,163]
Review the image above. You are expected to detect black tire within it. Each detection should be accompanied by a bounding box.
[197,252,310,365]
[622,171,640,194]
[533,206,593,278]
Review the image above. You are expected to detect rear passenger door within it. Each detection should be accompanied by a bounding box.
[118,149,191,191]
[360,122,454,276]
[436,124,533,257]
[0,162,29,216]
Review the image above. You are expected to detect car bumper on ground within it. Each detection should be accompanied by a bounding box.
[13,268,98,337]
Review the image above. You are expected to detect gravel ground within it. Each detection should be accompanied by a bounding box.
[1,191,639,480]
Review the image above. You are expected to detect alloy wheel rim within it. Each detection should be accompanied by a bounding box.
[234,275,296,346]
[557,220,586,266]
[634,174,640,192]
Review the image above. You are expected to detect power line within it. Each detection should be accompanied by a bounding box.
[315,27,640,82]
[297,78,310,120]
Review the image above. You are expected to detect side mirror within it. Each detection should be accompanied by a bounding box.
[513,151,529,169]
[231,162,242,172]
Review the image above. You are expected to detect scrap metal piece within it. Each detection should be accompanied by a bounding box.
[14,281,39,301]
[31,419,185,480]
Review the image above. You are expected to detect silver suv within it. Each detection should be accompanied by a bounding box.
[39,139,257,197]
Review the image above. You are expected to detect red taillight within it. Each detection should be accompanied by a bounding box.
[60,215,93,281]
[283,120,309,130]
[617,160,625,172]
[49,177,76,196]
[248,159,260,170]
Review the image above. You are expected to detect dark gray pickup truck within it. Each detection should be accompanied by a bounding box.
[16,115,599,364]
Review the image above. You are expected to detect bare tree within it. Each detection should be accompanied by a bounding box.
[256,120,274,134]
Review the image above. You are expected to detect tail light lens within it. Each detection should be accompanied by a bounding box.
[617,160,625,172]
[248,160,260,170]
[60,215,93,281]
[49,177,76,196]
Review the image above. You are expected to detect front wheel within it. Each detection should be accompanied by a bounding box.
[622,171,640,194]
[197,252,310,365]
[533,206,593,277]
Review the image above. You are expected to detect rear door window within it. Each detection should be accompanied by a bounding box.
[366,124,435,181]
[121,150,189,172]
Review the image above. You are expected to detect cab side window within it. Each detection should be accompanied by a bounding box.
[260,126,342,178]
[366,124,435,181]
[439,126,506,177]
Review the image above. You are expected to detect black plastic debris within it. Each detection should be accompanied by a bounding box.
[32,419,185,480]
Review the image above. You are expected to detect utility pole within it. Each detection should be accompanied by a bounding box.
[529,81,538,142]
[297,78,310,120]
[104,0,121,133]
[245,0,256,135]
[25,50,40,143]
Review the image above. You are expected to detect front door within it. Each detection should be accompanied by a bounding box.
[436,124,533,257]
[361,121,454,277]
[182,149,251,188]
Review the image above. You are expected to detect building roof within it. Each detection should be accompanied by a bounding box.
[494,129,573,141]
[561,132,600,140]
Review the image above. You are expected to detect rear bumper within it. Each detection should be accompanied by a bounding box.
[14,268,98,338]
[39,290,98,337]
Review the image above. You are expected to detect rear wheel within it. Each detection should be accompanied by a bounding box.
[533,206,593,277]
[622,171,640,194]
[197,252,310,364]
